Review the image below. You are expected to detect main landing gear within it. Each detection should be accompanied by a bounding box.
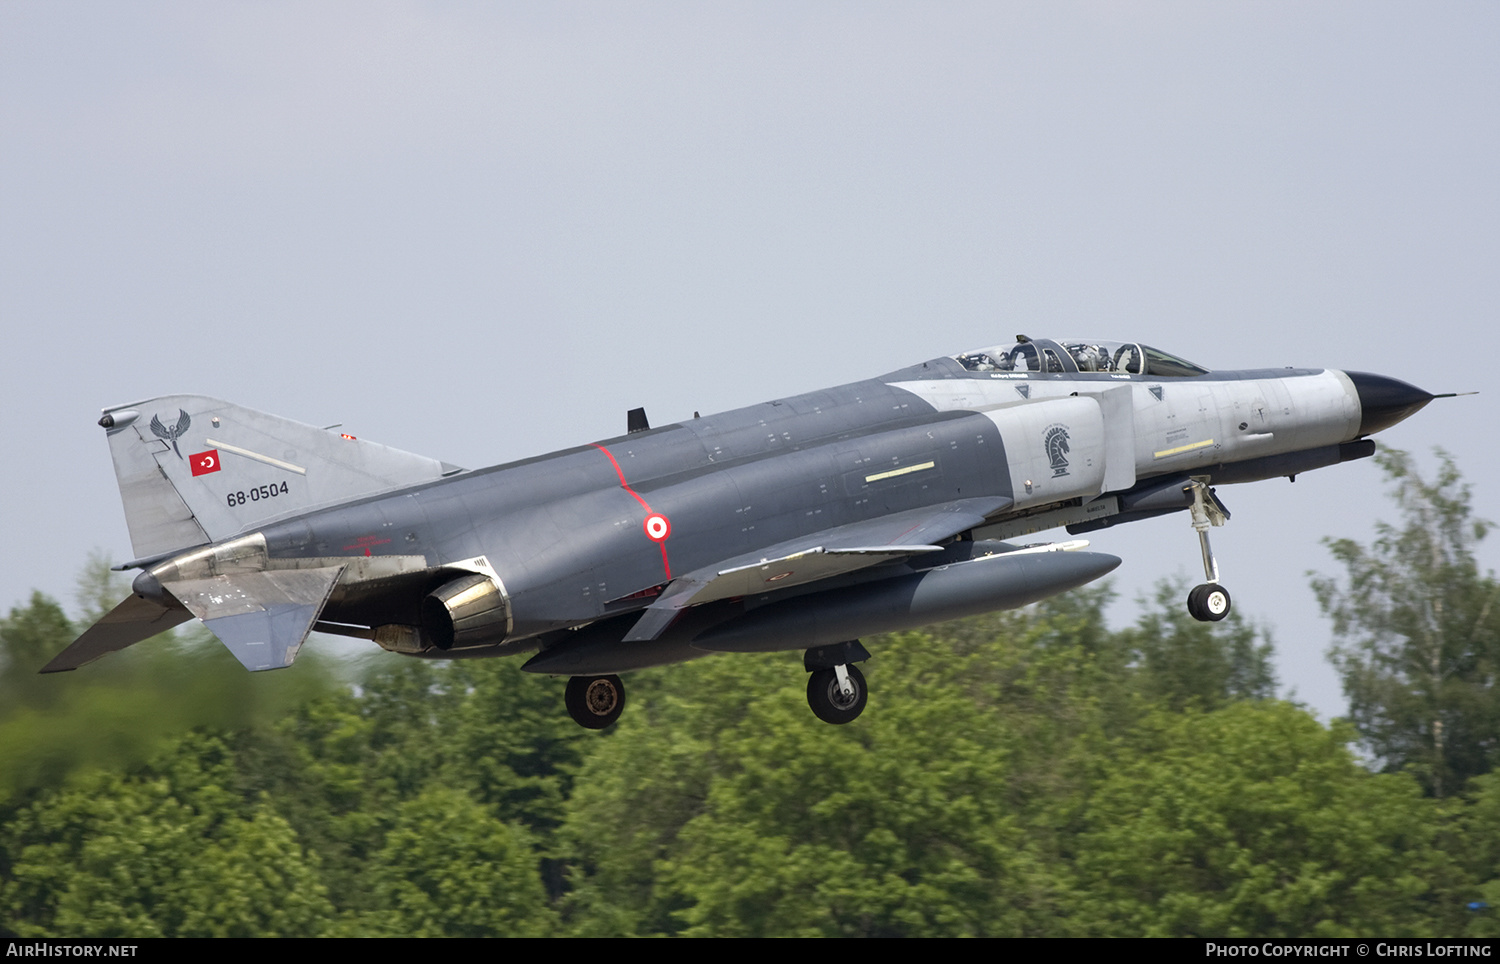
[804,641,871,725]
[562,642,874,729]
[565,674,626,729]
[1185,478,1232,622]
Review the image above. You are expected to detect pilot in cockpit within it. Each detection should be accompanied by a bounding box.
[1069,343,1110,372]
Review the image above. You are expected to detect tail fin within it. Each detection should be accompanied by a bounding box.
[99,395,463,560]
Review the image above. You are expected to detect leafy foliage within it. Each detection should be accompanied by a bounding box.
[1,734,331,937]
[1,534,1494,936]
[1074,703,1465,936]
[1119,578,1277,711]
[1313,449,1500,796]
[353,787,555,937]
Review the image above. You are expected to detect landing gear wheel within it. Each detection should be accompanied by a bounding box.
[1187,583,1231,622]
[807,664,867,725]
[565,674,626,729]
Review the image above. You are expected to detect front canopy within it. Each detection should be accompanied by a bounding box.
[955,336,1209,377]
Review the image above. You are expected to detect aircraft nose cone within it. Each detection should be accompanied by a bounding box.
[1345,371,1435,436]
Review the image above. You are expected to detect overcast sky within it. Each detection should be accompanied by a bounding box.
[3,2,1495,719]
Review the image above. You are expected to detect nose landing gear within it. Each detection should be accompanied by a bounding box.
[1185,478,1232,622]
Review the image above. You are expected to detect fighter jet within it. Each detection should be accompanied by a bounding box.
[44,336,1444,728]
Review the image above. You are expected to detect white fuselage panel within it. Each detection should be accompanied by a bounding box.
[888,370,1360,508]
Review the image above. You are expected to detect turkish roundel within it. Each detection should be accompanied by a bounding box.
[190,450,221,477]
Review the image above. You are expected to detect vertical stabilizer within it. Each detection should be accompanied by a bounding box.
[99,395,462,559]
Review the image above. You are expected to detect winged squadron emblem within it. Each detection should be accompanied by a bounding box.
[150,409,192,459]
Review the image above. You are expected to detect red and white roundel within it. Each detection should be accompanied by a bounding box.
[643,513,671,542]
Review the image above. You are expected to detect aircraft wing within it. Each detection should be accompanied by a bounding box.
[623,496,1012,641]
[40,593,195,673]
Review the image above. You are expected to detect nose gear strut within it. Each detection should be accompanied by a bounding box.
[1185,478,1232,622]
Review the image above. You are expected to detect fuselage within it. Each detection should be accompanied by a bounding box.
[213,340,1387,659]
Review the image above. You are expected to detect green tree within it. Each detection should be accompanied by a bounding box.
[1312,449,1500,797]
[0,592,74,699]
[1,733,331,937]
[73,549,128,625]
[1119,578,1277,712]
[1457,772,1500,937]
[348,787,555,937]
[1072,702,1466,937]
[257,654,586,914]
[559,583,1297,937]
[566,643,1052,937]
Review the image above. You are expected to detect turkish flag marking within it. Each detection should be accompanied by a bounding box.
[190,450,221,476]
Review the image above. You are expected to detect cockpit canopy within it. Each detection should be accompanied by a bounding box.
[955,337,1209,377]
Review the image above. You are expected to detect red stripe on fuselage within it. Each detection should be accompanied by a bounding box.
[592,443,672,579]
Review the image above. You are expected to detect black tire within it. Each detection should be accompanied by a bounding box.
[1187,583,1232,622]
[806,664,868,725]
[565,674,626,729]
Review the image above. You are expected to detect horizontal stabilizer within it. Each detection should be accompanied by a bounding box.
[40,594,194,673]
[623,496,1010,642]
[165,566,344,671]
